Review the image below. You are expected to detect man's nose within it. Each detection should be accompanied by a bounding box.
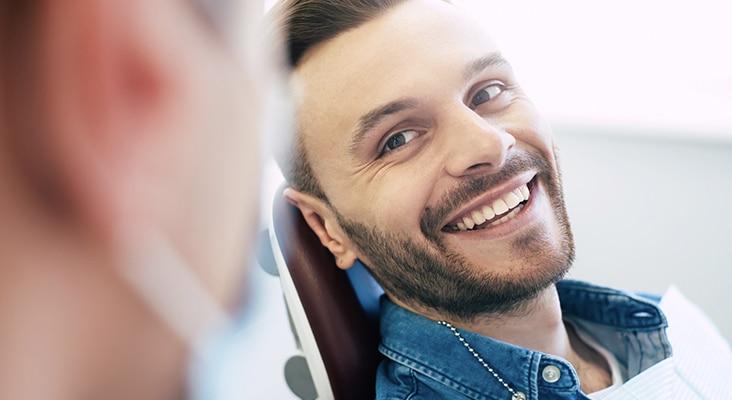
[441,108,515,177]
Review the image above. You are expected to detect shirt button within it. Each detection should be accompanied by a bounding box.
[511,392,526,400]
[542,365,561,383]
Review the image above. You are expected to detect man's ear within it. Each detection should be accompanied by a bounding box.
[283,188,359,270]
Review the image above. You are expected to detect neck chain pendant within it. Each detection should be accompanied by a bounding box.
[438,321,527,400]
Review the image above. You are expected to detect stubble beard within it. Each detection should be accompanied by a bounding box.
[334,151,575,323]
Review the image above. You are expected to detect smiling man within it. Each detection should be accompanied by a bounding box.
[271,0,730,398]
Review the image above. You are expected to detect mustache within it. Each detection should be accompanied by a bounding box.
[420,151,552,242]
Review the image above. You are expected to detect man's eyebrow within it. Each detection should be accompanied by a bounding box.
[463,52,512,82]
[349,98,420,155]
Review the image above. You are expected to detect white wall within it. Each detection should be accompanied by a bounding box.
[558,128,732,343]
[454,0,732,140]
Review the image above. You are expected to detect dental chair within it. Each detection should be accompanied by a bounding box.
[258,185,384,400]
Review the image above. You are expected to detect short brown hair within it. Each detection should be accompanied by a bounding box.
[269,0,411,202]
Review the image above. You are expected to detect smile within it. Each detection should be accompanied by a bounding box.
[443,181,531,232]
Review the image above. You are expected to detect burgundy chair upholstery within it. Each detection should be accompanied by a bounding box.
[268,185,383,400]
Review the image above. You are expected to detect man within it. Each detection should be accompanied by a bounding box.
[0,0,273,398]
[272,0,731,398]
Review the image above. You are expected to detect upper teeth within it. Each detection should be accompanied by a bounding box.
[454,183,530,231]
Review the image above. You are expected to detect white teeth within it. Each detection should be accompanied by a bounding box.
[471,210,486,225]
[504,192,521,208]
[482,205,495,220]
[492,198,509,215]
[449,182,531,232]
[520,184,530,200]
[489,204,523,227]
[512,188,524,201]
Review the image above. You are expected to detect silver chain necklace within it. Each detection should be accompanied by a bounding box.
[438,321,527,400]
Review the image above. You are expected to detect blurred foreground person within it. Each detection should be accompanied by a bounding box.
[0,0,272,398]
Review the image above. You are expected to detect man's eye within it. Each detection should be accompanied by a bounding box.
[382,129,419,154]
[470,84,504,108]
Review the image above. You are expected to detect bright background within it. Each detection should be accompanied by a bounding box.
[242,0,732,398]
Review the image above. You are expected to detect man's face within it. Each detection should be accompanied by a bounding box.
[294,0,574,321]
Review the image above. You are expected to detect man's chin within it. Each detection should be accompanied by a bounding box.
[409,263,570,323]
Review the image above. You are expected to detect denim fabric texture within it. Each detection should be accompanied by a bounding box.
[376,280,672,400]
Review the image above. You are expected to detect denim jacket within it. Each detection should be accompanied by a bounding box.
[376,280,673,400]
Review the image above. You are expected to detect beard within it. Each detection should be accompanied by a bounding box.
[334,150,575,323]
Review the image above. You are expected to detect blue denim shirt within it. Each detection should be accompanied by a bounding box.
[376,280,673,400]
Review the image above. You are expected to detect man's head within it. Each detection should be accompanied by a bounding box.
[275,0,575,323]
[0,0,268,397]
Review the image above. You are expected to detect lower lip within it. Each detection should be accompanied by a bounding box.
[443,178,545,240]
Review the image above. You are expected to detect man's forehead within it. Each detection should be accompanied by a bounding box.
[294,1,498,108]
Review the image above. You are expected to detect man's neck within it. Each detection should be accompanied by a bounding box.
[394,285,613,394]
[466,286,613,394]
[457,286,569,356]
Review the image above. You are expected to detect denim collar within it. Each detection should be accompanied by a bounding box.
[378,279,671,399]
